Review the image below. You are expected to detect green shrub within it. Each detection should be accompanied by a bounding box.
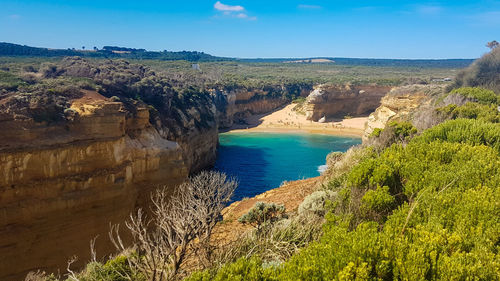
[388,121,418,138]
[185,257,278,281]
[447,87,499,105]
[280,220,386,280]
[437,102,500,123]
[239,202,286,231]
[324,147,377,191]
[73,255,142,281]
[351,141,499,196]
[277,139,500,280]
[415,118,500,152]
[291,96,306,104]
[369,128,382,137]
[0,70,27,90]
[360,185,395,216]
[280,185,500,280]
[368,121,418,149]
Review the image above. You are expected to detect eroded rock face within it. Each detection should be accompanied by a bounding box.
[363,84,444,140]
[0,95,189,280]
[304,84,391,121]
[214,87,306,128]
[0,85,308,280]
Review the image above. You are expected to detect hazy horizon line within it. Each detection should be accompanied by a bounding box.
[2,41,480,61]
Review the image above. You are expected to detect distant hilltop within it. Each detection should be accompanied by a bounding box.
[0,42,230,62]
[0,42,475,68]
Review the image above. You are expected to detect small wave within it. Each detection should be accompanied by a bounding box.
[317,164,328,174]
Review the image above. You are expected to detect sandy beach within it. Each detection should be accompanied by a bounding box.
[224,104,368,137]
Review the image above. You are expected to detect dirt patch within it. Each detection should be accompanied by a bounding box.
[71,89,108,106]
[213,176,321,244]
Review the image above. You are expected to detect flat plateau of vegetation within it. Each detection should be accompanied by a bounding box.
[0,56,461,89]
[140,60,461,87]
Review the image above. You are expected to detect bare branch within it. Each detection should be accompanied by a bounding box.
[109,171,237,280]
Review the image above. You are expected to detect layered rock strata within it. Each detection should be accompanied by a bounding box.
[0,85,308,279]
[0,95,189,280]
[304,84,391,121]
[363,84,445,140]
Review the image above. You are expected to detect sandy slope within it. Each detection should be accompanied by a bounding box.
[225,104,367,137]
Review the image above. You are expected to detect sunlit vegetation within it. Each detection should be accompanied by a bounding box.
[182,49,500,281]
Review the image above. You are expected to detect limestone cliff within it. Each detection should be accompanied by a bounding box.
[363,84,445,140]
[304,84,391,121]
[0,92,190,280]
[214,85,311,128]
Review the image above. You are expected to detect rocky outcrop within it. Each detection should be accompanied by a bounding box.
[304,84,391,121]
[0,93,190,280]
[363,84,445,140]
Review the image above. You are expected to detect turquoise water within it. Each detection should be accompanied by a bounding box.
[214,132,361,201]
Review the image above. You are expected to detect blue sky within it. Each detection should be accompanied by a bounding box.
[1,0,499,58]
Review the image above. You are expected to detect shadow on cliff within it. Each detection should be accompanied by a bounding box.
[218,104,289,132]
[213,145,269,202]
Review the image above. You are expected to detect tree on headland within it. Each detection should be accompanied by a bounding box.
[486,40,499,50]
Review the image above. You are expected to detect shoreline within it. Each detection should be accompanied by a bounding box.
[221,104,367,138]
[221,126,364,138]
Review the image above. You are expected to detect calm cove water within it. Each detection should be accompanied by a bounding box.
[214,132,362,201]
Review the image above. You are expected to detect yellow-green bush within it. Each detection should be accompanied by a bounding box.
[279,142,500,280]
[388,121,418,138]
[437,102,500,123]
[360,185,395,216]
[70,255,143,281]
[368,121,418,149]
[447,87,499,105]
[415,118,500,152]
[185,257,278,281]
